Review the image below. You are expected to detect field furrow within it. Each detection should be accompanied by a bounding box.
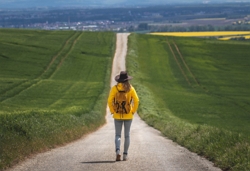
[0,79,39,103]
[166,39,191,86]
[40,32,77,77]
[40,32,81,79]
[127,33,250,171]
[0,32,81,103]
[173,41,200,86]
[0,30,115,170]
[50,32,83,77]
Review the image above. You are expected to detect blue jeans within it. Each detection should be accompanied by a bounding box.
[114,119,132,154]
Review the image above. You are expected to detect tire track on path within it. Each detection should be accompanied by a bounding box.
[7,33,221,171]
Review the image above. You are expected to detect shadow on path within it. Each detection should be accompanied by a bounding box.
[81,161,116,164]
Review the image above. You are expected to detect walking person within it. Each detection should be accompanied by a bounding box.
[108,71,139,161]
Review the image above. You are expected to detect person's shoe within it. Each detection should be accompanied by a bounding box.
[123,154,128,161]
[116,154,121,161]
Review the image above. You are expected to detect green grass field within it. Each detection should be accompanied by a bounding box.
[127,34,250,171]
[0,29,115,170]
[1,29,250,171]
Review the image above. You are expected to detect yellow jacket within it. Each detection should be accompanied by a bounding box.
[108,83,139,120]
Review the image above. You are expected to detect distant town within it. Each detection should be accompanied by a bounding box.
[1,3,250,32]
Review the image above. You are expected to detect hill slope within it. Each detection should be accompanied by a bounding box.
[0,29,115,170]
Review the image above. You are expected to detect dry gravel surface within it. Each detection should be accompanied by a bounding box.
[7,33,222,171]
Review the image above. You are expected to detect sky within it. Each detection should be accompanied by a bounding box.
[0,0,250,8]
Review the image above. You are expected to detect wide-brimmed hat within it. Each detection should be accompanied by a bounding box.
[115,71,133,83]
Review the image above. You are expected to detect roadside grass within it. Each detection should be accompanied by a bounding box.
[0,29,115,170]
[127,33,250,171]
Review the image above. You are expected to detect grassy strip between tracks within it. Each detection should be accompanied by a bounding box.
[0,29,115,170]
[126,33,250,171]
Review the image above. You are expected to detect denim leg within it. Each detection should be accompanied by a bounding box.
[114,119,123,152]
[123,119,132,154]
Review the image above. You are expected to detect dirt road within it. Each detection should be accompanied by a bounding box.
[7,33,221,171]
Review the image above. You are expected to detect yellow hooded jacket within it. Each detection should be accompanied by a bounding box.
[108,83,139,120]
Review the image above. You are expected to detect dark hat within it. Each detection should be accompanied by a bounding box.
[115,71,133,83]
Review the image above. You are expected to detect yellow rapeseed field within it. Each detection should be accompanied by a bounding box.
[245,35,250,39]
[218,37,233,40]
[218,35,250,40]
[150,31,250,37]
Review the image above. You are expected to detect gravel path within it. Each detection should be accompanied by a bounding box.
[7,33,221,171]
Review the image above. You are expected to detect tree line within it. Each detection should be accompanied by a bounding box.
[129,23,250,32]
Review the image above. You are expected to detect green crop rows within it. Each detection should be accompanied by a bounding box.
[1,29,250,171]
[127,33,250,171]
[0,29,115,170]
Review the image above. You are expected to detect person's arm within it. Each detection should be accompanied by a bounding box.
[131,87,139,114]
[108,86,116,114]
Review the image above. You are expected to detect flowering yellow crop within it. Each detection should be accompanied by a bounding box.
[150,31,250,37]
[218,35,250,40]
[218,37,231,40]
